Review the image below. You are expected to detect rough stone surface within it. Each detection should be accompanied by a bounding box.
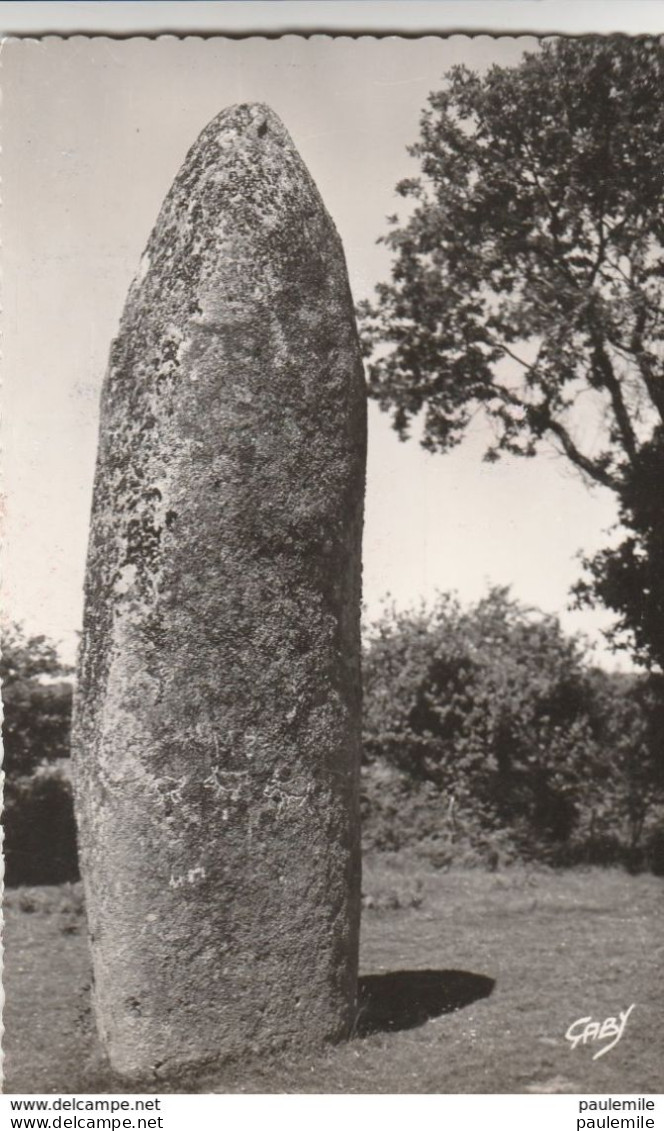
[72,103,366,1080]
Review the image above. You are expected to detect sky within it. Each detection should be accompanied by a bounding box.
[2,33,630,668]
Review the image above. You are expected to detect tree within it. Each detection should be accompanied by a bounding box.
[575,426,664,669]
[359,37,664,668]
[1,622,74,777]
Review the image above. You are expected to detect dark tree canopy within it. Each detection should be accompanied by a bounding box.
[575,425,664,668]
[359,37,664,666]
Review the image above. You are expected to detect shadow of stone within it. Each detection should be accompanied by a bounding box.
[356,969,495,1036]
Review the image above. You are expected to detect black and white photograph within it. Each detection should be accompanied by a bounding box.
[2,8,663,1102]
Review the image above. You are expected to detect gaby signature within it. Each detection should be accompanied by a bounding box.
[565,1004,635,1060]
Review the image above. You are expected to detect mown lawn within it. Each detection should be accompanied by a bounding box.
[3,858,663,1094]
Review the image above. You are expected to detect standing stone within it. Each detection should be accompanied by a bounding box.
[72,103,366,1080]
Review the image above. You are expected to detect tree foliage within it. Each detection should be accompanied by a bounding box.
[575,426,664,669]
[359,37,664,667]
[362,589,664,866]
[1,623,73,778]
[1,623,78,885]
[3,765,79,886]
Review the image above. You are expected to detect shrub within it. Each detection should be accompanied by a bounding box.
[645,823,664,877]
[361,588,664,867]
[3,678,73,778]
[3,762,79,887]
[2,623,78,884]
[2,623,73,778]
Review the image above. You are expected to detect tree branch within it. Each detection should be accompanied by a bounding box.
[629,305,664,424]
[486,345,621,490]
[588,330,639,463]
[543,415,620,490]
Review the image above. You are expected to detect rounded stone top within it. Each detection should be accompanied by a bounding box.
[187,102,299,170]
[208,102,293,145]
[127,99,338,312]
[158,100,323,225]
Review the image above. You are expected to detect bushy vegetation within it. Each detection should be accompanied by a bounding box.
[3,602,664,882]
[361,588,664,869]
[3,763,79,886]
[2,624,73,776]
[2,623,78,886]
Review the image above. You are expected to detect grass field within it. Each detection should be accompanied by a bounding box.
[3,856,663,1094]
